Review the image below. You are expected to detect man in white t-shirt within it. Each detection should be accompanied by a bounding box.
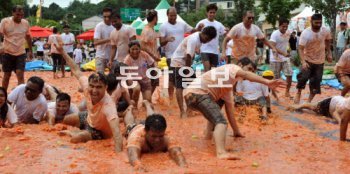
[288,96,350,141]
[61,25,75,58]
[171,26,217,118]
[34,38,45,60]
[46,93,79,125]
[222,11,277,63]
[108,13,136,68]
[196,4,226,72]
[94,7,115,73]
[294,14,332,104]
[8,76,47,124]
[159,7,201,101]
[236,65,270,121]
[269,18,293,98]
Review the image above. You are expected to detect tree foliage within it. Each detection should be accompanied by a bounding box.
[259,0,301,28]
[180,6,233,27]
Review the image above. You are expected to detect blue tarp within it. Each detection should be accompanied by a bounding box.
[25,60,70,71]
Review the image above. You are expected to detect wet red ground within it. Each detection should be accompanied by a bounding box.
[1,71,350,173]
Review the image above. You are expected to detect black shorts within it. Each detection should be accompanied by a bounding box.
[2,54,26,72]
[79,111,104,140]
[185,93,227,125]
[315,98,332,118]
[296,61,324,94]
[201,53,219,67]
[174,67,196,89]
[166,58,175,85]
[36,51,44,56]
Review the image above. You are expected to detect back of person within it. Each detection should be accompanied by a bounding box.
[236,80,269,101]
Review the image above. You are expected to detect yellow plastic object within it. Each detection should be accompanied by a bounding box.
[262,70,274,77]
[82,59,96,71]
[157,57,168,70]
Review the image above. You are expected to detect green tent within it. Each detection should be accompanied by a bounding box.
[155,0,171,10]
[131,17,143,28]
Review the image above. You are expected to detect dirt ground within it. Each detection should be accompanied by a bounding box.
[0,71,350,174]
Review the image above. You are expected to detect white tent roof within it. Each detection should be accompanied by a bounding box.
[292,7,314,21]
[142,9,189,26]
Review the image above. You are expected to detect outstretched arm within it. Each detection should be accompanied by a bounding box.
[225,100,243,137]
[169,147,187,167]
[236,70,285,90]
[221,36,231,61]
[340,109,350,141]
[55,44,83,80]
[108,118,123,152]
[127,147,147,171]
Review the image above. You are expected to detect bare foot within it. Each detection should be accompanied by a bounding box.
[142,100,154,109]
[217,153,240,160]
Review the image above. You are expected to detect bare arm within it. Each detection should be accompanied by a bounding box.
[55,44,83,80]
[224,100,243,137]
[26,34,33,59]
[127,147,147,171]
[325,38,332,62]
[185,54,192,67]
[142,47,160,61]
[269,41,289,57]
[108,118,123,152]
[47,112,55,126]
[262,38,277,52]
[221,37,231,59]
[168,147,187,167]
[340,109,350,141]
[109,45,117,66]
[93,38,110,46]
[236,69,285,90]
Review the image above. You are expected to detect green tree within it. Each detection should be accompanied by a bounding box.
[259,0,301,28]
[28,16,61,29]
[42,3,65,22]
[304,0,345,56]
[0,0,14,19]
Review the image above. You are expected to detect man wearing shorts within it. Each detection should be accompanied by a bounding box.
[294,14,332,104]
[170,26,217,118]
[56,43,123,153]
[288,96,350,141]
[0,5,32,91]
[269,18,293,97]
[47,27,64,79]
[196,4,226,72]
[94,7,114,73]
[160,7,200,101]
[183,59,285,159]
